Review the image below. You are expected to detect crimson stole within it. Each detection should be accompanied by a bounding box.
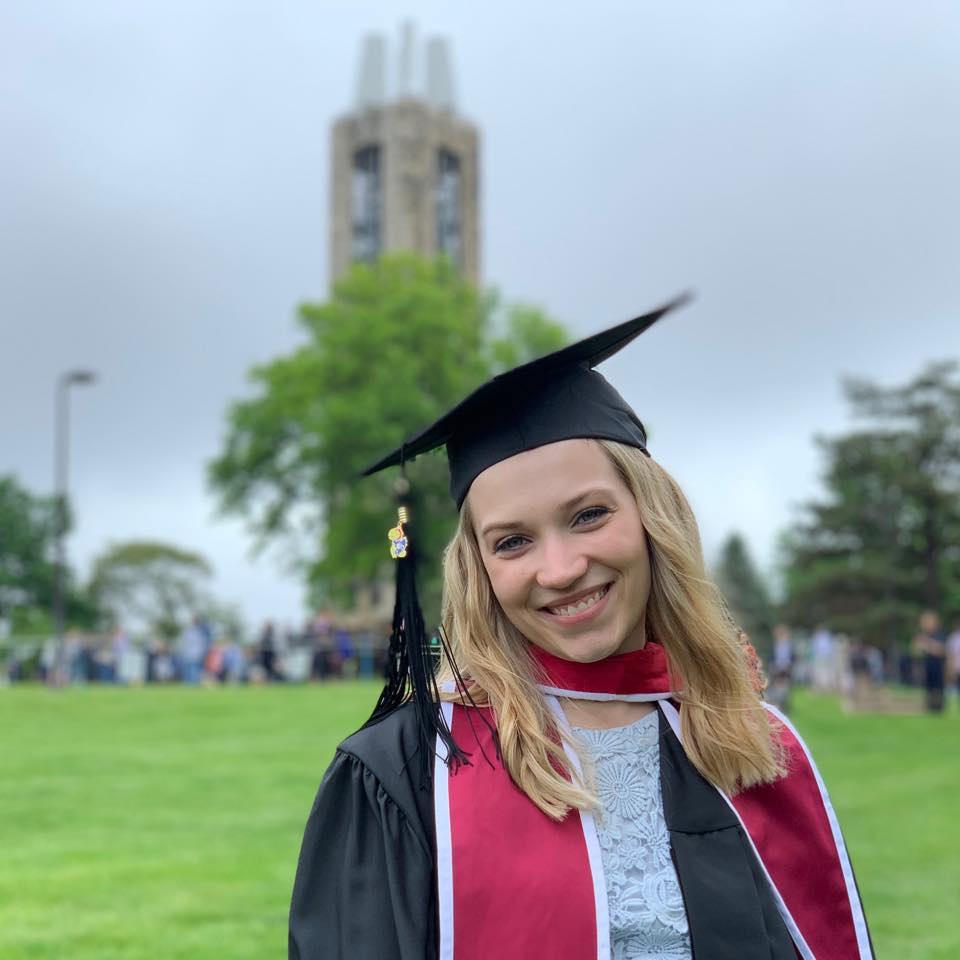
[434,642,873,960]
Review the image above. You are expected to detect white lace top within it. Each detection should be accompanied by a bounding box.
[573,711,692,960]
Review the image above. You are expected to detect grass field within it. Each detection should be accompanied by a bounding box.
[1,684,956,959]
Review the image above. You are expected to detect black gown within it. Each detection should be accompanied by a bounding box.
[289,704,438,960]
[289,704,797,960]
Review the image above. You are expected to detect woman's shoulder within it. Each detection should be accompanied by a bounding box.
[338,700,423,770]
[335,701,435,829]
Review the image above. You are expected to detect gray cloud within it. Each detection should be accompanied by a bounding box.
[2,1,957,628]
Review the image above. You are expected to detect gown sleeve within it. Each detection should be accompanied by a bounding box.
[288,748,436,960]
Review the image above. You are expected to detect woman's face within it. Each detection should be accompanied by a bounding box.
[468,439,651,663]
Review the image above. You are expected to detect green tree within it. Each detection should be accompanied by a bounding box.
[0,474,96,633]
[209,254,568,617]
[715,532,775,659]
[89,541,214,640]
[780,361,960,654]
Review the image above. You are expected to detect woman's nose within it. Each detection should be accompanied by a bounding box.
[535,536,589,591]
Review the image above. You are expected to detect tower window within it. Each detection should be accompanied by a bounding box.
[352,146,382,263]
[436,149,462,266]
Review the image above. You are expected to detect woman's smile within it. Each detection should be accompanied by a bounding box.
[539,581,613,624]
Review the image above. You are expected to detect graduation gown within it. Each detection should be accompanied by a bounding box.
[289,703,438,960]
[289,701,871,960]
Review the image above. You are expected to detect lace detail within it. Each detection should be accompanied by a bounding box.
[574,712,692,960]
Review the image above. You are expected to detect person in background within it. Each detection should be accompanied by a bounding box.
[810,623,836,691]
[155,639,176,682]
[145,635,160,683]
[767,623,794,713]
[63,629,85,684]
[947,617,960,701]
[308,611,334,681]
[912,610,947,713]
[259,619,284,681]
[198,615,214,664]
[177,615,207,685]
[334,626,355,679]
[866,644,885,686]
[847,637,876,706]
[356,629,376,679]
[221,638,247,683]
[75,634,95,683]
[39,636,58,685]
[93,634,116,683]
[111,625,132,684]
[205,637,226,683]
[771,623,794,676]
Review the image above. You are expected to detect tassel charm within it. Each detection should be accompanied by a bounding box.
[366,497,470,788]
[388,506,409,559]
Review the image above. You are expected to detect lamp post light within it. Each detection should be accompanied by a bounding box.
[52,369,97,656]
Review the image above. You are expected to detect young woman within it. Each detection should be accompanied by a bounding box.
[289,298,874,960]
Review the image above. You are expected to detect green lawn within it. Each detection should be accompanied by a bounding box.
[1,684,956,958]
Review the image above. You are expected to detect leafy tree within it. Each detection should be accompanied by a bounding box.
[209,254,568,618]
[89,540,214,640]
[0,474,96,632]
[0,475,57,614]
[780,361,960,655]
[715,533,775,659]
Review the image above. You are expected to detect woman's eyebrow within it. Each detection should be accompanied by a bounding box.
[479,487,616,538]
[479,520,524,539]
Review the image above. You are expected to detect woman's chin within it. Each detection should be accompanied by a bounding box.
[537,634,623,664]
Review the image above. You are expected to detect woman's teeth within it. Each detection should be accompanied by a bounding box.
[547,585,609,617]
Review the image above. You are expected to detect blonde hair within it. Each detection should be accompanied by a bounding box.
[438,440,783,820]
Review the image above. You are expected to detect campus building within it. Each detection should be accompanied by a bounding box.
[329,23,481,285]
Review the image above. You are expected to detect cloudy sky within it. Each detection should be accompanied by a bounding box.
[3,1,957,632]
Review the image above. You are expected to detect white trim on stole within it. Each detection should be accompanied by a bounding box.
[544,695,612,960]
[764,704,874,959]
[435,701,456,960]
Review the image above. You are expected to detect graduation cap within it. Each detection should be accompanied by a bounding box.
[361,292,693,783]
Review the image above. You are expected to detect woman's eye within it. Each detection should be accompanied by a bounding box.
[574,506,609,526]
[494,535,527,554]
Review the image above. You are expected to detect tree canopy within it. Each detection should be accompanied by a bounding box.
[779,361,960,652]
[0,474,96,633]
[209,254,569,617]
[89,540,214,640]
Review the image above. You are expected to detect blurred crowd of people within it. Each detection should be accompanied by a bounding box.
[3,610,959,714]
[760,611,960,715]
[1,610,393,687]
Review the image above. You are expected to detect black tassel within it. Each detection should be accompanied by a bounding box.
[365,508,470,789]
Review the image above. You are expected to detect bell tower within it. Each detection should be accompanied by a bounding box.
[329,22,481,285]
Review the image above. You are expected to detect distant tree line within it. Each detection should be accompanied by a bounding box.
[0,476,230,642]
[716,362,960,660]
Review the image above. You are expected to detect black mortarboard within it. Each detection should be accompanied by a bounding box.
[363,291,692,506]
[361,292,692,784]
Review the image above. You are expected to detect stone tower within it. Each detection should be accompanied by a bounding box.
[329,23,480,285]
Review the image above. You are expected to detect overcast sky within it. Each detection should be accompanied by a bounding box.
[2,1,958,633]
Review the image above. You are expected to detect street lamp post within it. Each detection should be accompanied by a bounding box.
[52,369,97,656]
